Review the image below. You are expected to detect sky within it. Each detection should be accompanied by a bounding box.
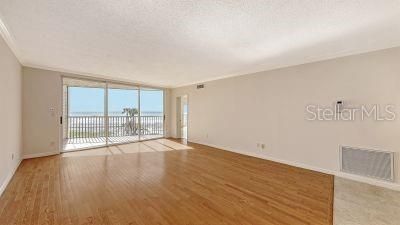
[68,87,163,114]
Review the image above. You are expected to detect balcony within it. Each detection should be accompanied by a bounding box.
[63,115,164,151]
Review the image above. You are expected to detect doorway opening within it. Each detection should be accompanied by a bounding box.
[176,95,188,140]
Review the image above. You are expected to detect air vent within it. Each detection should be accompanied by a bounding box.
[196,84,204,89]
[340,146,394,182]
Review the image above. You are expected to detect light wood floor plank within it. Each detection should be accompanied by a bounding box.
[0,139,333,225]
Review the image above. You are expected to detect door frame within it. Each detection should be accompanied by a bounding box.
[176,94,188,140]
[60,75,166,152]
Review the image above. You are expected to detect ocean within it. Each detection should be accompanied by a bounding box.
[70,111,163,116]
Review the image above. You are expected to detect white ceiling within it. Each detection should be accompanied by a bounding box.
[1,1,400,87]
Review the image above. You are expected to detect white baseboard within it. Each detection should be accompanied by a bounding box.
[0,158,22,197]
[334,172,400,191]
[0,150,60,197]
[1,151,59,197]
[192,140,400,191]
[23,151,59,159]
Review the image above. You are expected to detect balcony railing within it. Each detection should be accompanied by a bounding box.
[67,115,163,139]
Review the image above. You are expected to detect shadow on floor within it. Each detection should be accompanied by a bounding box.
[61,138,193,158]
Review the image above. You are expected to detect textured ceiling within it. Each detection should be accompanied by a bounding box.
[1,1,400,87]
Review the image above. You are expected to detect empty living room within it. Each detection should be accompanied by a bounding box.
[1,1,400,225]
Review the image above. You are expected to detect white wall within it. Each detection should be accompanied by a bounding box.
[22,67,62,158]
[0,35,22,195]
[170,47,400,189]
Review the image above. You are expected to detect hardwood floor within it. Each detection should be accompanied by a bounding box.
[0,139,334,225]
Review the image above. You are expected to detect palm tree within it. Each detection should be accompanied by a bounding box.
[122,108,138,116]
[122,108,138,135]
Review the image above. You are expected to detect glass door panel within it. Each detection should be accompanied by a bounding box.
[63,78,106,151]
[107,83,139,144]
[140,88,164,140]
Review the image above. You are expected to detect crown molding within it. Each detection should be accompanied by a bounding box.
[0,13,24,64]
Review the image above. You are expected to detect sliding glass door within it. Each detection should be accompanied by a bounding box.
[63,79,106,151]
[140,88,164,140]
[62,77,164,152]
[107,83,139,144]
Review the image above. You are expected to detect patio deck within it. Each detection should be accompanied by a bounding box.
[63,135,163,151]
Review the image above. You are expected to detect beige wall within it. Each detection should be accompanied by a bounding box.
[0,35,22,194]
[22,67,62,157]
[170,47,400,189]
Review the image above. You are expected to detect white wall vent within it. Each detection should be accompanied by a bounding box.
[196,84,205,89]
[340,146,394,182]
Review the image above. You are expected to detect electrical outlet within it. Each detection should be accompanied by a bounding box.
[261,144,265,149]
[11,153,14,160]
